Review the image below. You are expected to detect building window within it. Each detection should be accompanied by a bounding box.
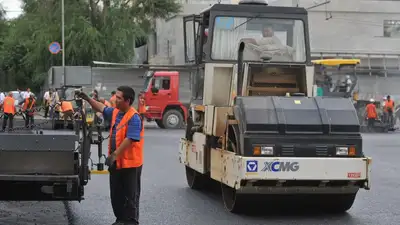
[383,20,400,37]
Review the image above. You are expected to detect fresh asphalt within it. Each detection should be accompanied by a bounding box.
[0,125,398,225]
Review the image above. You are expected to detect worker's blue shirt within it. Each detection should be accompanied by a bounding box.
[103,107,142,152]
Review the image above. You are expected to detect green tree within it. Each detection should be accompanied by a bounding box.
[0,0,181,91]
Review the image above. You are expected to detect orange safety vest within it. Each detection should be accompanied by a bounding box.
[61,101,74,112]
[366,103,377,119]
[138,102,146,114]
[104,100,111,107]
[110,95,116,107]
[384,99,394,112]
[2,96,15,114]
[22,98,35,111]
[108,107,144,169]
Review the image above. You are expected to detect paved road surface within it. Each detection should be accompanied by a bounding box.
[0,129,398,225]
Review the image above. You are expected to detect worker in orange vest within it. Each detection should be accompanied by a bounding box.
[75,86,143,224]
[110,91,117,107]
[1,92,16,131]
[99,97,112,129]
[138,96,146,120]
[384,95,395,128]
[59,98,75,128]
[365,99,377,131]
[19,93,36,128]
[99,97,112,107]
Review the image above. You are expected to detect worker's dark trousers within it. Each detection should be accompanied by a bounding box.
[25,112,34,128]
[44,104,49,118]
[2,113,14,131]
[110,166,142,224]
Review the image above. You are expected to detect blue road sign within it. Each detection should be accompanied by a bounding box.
[246,160,258,172]
[48,42,61,54]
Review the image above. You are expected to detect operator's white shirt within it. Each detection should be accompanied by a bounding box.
[43,91,50,101]
[24,91,32,99]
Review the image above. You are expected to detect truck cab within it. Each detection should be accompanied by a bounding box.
[139,70,188,129]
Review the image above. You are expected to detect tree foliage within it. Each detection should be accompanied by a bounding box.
[0,0,181,91]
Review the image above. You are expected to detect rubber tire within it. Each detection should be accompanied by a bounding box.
[162,109,184,129]
[221,183,246,213]
[319,193,357,213]
[155,119,165,129]
[185,166,206,190]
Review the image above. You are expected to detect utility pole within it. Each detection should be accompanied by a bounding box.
[61,0,66,96]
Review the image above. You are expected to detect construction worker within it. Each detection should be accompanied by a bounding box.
[110,91,117,107]
[365,99,377,131]
[59,98,75,128]
[99,97,112,129]
[1,92,16,131]
[20,93,36,128]
[43,89,52,118]
[92,89,99,101]
[75,86,143,225]
[384,95,395,128]
[100,97,112,107]
[138,96,146,119]
[49,89,59,119]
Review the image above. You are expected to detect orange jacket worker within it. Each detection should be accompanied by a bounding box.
[75,86,143,225]
[20,94,36,128]
[2,92,16,131]
[110,91,117,107]
[365,99,377,128]
[384,95,394,113]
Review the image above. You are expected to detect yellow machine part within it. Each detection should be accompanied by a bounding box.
[312,59,360,66]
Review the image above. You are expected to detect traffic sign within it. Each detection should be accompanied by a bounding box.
[48,42,61,54]
[246,160,258,172]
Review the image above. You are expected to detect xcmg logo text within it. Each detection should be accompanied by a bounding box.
[261,161,299,172]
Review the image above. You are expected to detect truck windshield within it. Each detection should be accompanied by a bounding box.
[143,71,154,91]
[211,16,306,63]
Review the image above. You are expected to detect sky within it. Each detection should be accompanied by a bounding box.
[0,0,22,19]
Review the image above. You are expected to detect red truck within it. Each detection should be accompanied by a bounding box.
[139,70,189,129]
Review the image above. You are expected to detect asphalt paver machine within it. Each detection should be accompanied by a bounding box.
[178,0,371,213]
[0,93,107,201]
[312,59,392,132]
[312,58,359,98]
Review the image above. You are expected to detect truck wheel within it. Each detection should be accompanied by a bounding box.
[185,166,206,190]
[162,109,184,129]
[155,119,165,129]
[320,193,357,213]
[221,183,246,213]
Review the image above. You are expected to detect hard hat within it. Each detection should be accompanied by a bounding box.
[383,96,387,100]
[370,98,375,103]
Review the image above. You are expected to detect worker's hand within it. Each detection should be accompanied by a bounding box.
[74,89,89,101]
[105,152,117,167]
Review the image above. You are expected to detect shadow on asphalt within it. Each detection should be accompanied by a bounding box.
[63,201,76,225]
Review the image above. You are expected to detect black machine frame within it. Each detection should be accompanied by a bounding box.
[0,94,106,201]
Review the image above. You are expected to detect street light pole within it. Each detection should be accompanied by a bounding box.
[61,0,66,94]
[62,0,65,68]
